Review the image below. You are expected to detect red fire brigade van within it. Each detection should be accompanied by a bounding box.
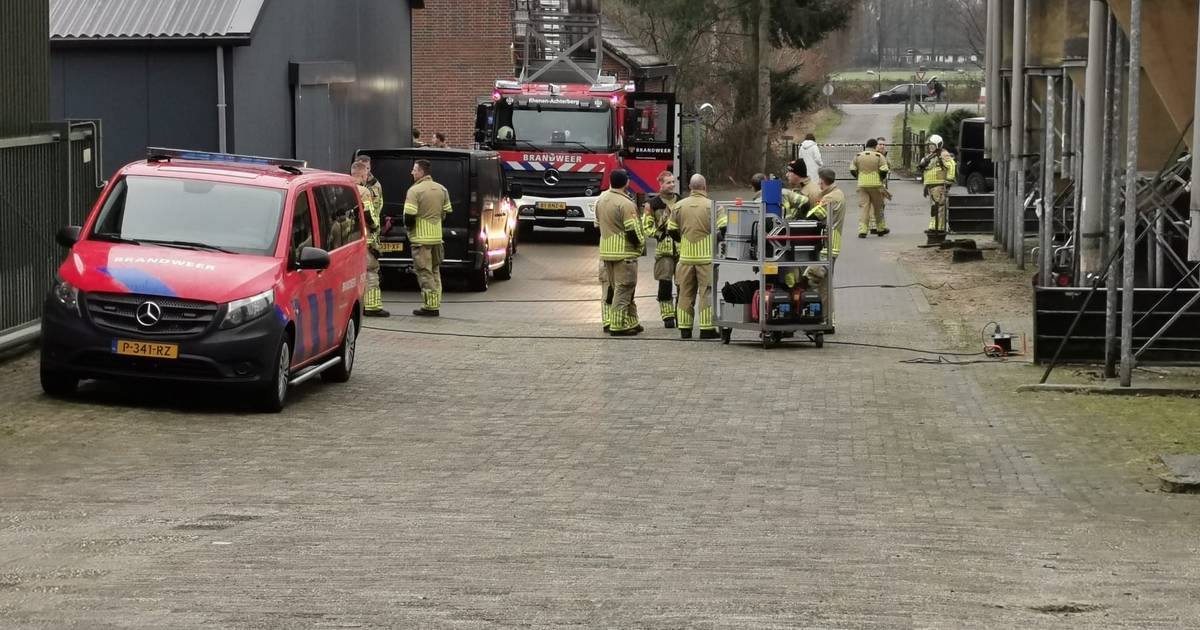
[40,149,367,412]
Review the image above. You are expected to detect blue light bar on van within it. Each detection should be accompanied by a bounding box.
[146,147,307,169]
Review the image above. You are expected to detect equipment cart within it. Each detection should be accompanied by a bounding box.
[712,180,834,349]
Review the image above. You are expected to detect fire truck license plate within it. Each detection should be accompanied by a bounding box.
[379,242,405,253]
[113,340,179,359]
[537,202,567,211]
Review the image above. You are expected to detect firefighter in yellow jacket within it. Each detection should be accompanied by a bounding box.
[352,161,389,318]
[786,159,823,208]
[403,159,453,317]
[356,154,383,215]
[641,171,680,328]
[751,172,811,288]
[804,168,846,325]
[750,172,811,220]
[919,134,957,232]
[850,138,890,238]
[668,174,726,340]
[596,169,645,336]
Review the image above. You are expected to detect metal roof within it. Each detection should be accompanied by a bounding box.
[601,19,674,77]
[49,0,266,43]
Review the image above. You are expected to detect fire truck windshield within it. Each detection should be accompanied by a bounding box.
[495,107,613,152]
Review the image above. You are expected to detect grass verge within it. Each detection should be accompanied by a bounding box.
[891,110,937,144]
[898,233,1200,487]
[807,107,844,142]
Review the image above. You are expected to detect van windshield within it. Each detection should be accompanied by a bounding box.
[90,176,285,256]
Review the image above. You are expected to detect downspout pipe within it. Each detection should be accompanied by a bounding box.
[985,0,996,160]
[217,46,228,152]
[1011,0,1028,266]
[1191,4,1200,263]
[1080,0,1108,278]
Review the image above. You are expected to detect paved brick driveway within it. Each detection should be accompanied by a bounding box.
[2,107,1198,628]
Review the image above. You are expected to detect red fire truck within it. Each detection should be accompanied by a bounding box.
[475,79,679,238]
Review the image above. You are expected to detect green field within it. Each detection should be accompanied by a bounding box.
[832,69,983,83]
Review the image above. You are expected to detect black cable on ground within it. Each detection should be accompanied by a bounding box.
[833,282,959,290]
[821,340,985,357]
[381,283,959,305]
[361,325,682,342]
[901,356,1024,366]
[383,295,659,305]
[361,324,1003,360]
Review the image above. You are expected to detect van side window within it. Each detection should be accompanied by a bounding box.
[291,189,315,264]
[480,158,501,198]
[314,185,363,250]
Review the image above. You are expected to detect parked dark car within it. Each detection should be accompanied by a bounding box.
[870,83,935,104]
[355,148,522,292]
[956,117,994,193]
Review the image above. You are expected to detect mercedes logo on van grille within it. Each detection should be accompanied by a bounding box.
[136,301,163,327]
[543,169,561,186]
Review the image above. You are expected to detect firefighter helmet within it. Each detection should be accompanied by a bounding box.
[927,134,944,149]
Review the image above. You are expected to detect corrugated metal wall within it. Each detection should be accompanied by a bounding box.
[0,0,50,136]
[231,0,414,170]
[51,48,219,176]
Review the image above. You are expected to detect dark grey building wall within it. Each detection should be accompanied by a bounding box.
[50,48,218,176]
[231,0,414,171]
[1,0,50,135]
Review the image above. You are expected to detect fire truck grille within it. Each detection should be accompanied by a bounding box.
[506,170,604,198]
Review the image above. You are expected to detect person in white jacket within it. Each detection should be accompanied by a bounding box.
[797,133,823,183]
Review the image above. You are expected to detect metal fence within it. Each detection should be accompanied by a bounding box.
[0,121,102,349]
[796,140,926,181]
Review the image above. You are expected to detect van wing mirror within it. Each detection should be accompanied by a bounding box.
[297,247,331,271]
[508,183,523,200]
[56,226,81,248]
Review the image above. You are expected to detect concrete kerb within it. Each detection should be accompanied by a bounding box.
[1017,382,1200,398]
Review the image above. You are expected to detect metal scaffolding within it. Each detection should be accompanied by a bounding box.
[987,0,1200,383]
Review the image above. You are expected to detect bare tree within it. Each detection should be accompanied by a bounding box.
[949,0,986,68]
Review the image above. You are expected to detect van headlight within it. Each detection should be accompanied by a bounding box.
[52,277,80,315]
[219,288,275,329]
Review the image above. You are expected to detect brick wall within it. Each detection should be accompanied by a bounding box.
[413,1,653,147]
[601,56,630,83]
[412,0,514,148]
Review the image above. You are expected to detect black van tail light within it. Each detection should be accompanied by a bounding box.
[469,191,481,217]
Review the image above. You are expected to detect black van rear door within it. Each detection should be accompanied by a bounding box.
[355,150,471,263]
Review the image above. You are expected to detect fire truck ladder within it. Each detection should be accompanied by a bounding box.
[513,0,604,84]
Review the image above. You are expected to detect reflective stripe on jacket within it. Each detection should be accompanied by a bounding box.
[852,150,888,188]
[403,175,452,245]
[922,150,958,186]
[669,191,724,265]
[596,188,643,260]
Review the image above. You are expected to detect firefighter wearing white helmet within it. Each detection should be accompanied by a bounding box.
[918,134,957,232]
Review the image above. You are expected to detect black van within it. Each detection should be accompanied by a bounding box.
[355,148,521,291]
[956,117,995,193]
